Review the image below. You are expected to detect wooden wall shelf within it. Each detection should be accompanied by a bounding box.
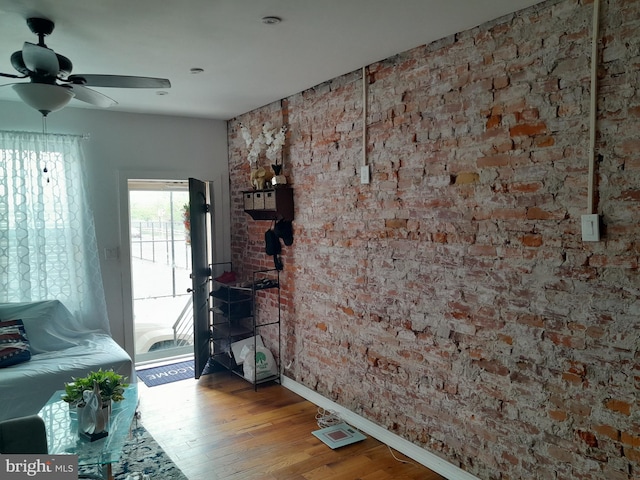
[243,187,294,221]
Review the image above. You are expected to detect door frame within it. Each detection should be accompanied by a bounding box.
[117,169,231,363]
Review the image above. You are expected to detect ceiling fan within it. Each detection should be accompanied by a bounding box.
[0,17,171,116]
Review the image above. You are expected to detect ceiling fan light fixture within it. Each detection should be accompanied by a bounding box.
[13,83,74,115]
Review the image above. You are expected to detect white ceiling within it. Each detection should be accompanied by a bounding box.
[0,0,545,120]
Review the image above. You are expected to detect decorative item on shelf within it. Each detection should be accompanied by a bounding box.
[250,166,273,190]
[271,164,287,186]
[182,203,191,244]
[240,122,287,188]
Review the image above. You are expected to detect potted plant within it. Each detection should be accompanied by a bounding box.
[62,369,128,407]
[62,369,128,440]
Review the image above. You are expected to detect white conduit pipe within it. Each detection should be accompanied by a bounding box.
[362,66,368,167]
[587,0,600,214]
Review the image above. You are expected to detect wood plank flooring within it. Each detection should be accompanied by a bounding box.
[136,371,445,480]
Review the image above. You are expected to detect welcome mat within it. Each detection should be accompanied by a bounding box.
[137,359,195,387]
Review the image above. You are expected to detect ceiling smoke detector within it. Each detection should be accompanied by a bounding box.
[261,16,282,25]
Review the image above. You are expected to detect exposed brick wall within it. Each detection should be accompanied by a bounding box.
[227,0,640,478]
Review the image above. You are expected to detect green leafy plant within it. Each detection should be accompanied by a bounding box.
[62,369,129,406]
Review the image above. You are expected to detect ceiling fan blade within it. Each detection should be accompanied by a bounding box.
[22,42,59,76]
[66,85,117,108]
[0,72,26,79]
[68,74,171,89]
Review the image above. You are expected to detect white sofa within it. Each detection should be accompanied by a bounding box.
[0,300,132,422]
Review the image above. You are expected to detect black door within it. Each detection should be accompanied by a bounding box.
[188,178,213,379]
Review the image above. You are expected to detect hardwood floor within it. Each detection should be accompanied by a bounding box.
[137,371,445,480]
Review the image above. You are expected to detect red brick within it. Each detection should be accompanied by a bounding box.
[621,432,640,447]
[618,189,640,201]
[455,172,480,184]
[547,445,575,463]
[625,448,640,463]
[340,306,355,316]
[433,232,447,243]
[385,219,408,229]
[469,348,484,359]
[534,136,555,147]
[617,138,640,155]
[477,154,511,167]
[522,234,543,247]
[517,314,545,328]
[509,182,543,193]
[468,245,497,256]
[594,424,620,441]
[491,208,527,220]
[486,115,502,129]
[516,109,540,122]
[493,76,510,89]
[474,359,509,376]
[586,326,605,339]
[546,332,586,350]
[526,207,554,220]
[509,122,547,137]
[549,410,568,422]
[562,372,582,384]
[606,399,632,416]
[577,430,598,448]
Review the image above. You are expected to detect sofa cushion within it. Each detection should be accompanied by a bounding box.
[0,319,31,368]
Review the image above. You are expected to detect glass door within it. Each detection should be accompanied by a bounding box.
[128,180,193,364]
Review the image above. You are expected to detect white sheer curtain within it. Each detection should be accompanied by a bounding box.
[0,130,110,333]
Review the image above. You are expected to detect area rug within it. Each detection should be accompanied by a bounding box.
[79,423,188,480]
[136,359,195,387]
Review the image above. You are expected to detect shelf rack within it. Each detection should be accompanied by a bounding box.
[209,262,281,389]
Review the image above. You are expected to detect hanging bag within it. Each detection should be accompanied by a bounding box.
[264,228,281,255]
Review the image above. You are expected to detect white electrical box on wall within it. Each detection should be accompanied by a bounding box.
[581,214,600,242]
[360,165,370,184]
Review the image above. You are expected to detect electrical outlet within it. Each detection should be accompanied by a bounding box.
[581,214,600,242]
[360,165,370,184]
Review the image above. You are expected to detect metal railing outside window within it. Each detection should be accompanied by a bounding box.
[131,220,191,297]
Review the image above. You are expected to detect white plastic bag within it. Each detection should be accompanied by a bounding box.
[239,344,278,382]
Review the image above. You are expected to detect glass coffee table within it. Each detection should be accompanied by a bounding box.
[38,384,138,480]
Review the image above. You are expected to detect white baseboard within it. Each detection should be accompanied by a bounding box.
[281,377,478,480]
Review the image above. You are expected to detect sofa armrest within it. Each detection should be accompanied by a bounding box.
[0,415,47,454]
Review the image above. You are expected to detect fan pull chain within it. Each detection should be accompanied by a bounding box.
[42,114,50,183]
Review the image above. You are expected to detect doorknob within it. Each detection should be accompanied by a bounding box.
[187,288,193,293]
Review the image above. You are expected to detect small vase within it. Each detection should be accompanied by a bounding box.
[271,164,286,186]
[77,402,110,440]
[77,383,110,441]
